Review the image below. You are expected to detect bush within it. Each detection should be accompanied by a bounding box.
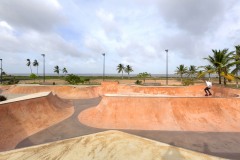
[0,95,7,101]
[65,74,82,85]
[83,78,90,84]
[182,79,194,86]
[29,73,37,80]
[135,80,142,85]
[4,77,19,85]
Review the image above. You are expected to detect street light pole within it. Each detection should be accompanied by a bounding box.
[41,54,45,83]
[0,59,2,84]
[102,53,105,81]
[165,49,168,86]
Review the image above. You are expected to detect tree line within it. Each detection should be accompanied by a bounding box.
[175,45,240,87]
[26,59,68,76]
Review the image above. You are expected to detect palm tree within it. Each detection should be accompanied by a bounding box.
[26,59,32,74]
[175,64,187,83]
[231,45,240,88]
[125,65,133,79]
[198,65,215,81]
[54,65,60,76]
[204,49,234,84]
[187,65,197,80]
[117,64,125,79]
[33,59,39,75]
[62,67,68,75]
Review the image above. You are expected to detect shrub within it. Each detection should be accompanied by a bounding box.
[83,78,90,84]
[137,72,151,83]
[0,95,7,101]
[135,80,142,85]
[182,79,194,86]
[29,73,37,80]
[4,77,19,85]
[65,74,81,85]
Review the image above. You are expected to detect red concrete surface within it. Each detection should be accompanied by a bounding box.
[2,83,239,99]
[0,92,74,151]
[3,85,99,99]
[79,95,240,131]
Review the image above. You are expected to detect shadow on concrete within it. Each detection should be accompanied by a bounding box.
[125,130,240,159]
[162,142,185,160]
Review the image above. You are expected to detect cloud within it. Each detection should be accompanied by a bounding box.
[0,21,14,31]
[157,0,227,35]
[0,0,86,59]
[1,0,240,74]
[0,0,64,32]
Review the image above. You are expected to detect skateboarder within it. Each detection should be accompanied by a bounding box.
[204,80,212,96]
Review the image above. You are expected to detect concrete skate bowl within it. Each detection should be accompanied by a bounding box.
[118,84,240,97]
[79,95,240,131]
[2,85,99,99]
[0,131,225,160]
[0,92,74,152]
[101,81,240,97]
[2,83,240,99]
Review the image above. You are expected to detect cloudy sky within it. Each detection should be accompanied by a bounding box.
[0,0,240,75]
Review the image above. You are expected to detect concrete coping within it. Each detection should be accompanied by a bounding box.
[15,84,99,87]
[104,93,172,97]
[0,92,51,105]
[130,85,185,88]
[104,93,240,98]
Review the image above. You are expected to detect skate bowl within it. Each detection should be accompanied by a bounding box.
[1,82,240,99]
[0,130,225,160]
[0,92,74,152]
[79,94,240,131]
[1,82,240,159]
[2,85,100,99]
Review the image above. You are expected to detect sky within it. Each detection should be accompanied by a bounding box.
[0,0,240,75]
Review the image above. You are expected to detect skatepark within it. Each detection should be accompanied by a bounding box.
[0,82,240,159]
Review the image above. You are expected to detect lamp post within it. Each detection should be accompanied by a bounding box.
[41,54,45,83]
[0,59,2,84]
[165,49,168,86]
[102,53,105,81]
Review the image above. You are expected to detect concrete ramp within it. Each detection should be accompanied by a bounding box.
[2,83,240,99]
[0,92,74,152]
[79,95,240,131]
[0,130,225,160]
[3,85,99,99]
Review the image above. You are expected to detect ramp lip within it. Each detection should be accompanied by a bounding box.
[0,92,51,105]
[104,93,239,98]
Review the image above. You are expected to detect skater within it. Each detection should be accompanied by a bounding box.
[204,80,212,96]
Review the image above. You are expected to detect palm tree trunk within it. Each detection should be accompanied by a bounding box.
[37,66,38,75]
[180,74,183,84]
[128,73,130,79]
[208,73,210,81]
[122,71,123,79]
[236,71,239,88]
[218,69,221,84]
[30,66,32,74]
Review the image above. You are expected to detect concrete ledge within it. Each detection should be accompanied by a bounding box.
[0,92,51,105]
[143,83,161,86]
